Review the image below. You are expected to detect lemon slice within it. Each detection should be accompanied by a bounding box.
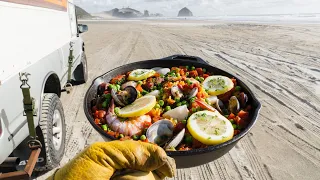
[128,69,156,81]
[118,96,156,117]
[187,110,234,145]
[202,76,234,96]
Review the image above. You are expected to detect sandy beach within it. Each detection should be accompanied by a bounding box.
[38,19,320,180]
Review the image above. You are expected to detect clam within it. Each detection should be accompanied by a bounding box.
[145,90,160,97]
[146,120,174,146]
[163,105,189,121]
[111,86,138,107]
[239,92,248,108]
[121,81,137,90]
[215,99,225,113]
[152,67,162,71]
[228,96,240,114]
[156,68,170,75]
[186,87,198,99]
[165,128,185,150]
[206,96,218,105]
[171,85,183,99]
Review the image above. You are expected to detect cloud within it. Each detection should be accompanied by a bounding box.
[74,0,320,16]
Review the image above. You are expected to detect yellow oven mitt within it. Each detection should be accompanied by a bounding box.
[47,140,176,180]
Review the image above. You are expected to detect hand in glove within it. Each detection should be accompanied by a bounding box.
[48,140,176,180]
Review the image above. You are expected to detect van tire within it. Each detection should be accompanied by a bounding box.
[73,52,88,83]
[36,93,66,171]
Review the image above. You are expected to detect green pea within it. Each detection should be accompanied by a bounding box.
[205,98,209,104]
[140,135,146,141]
[160,74,164,78]
[186,79,192,85]
[190,97,196,103]
[224,115,229,118]
[174,98,180,103]
[229,119,235,124]
[159,100,165,107]
[132,135,139,140]
[181,119,187,124]
[235,86,242,91]
[181,100,187,105]
[176,102,182,107]
[114,107,120,115]
[137,81,143,85]
[195,76,200,81]
[199,77,205,82]
[165,106,171,111]
[186,66,190,70]
[108,84,115,90]
[191,66,195,70]
[116,84,121,91]
[119,134,124,139]
[232,124,237,129]
[185,135,193,144]
[142,90,148,95]
[191,107,197,113]
[155,104,161,109]
[203,68,207,73]
[102,101,108,108]
[222,109,229,115]
[101,124,108,131]
[185,72,189,77]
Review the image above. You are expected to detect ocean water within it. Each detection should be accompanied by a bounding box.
[84,13,320,24]
[146,14,320,24]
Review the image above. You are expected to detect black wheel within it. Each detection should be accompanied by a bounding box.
[73,52,88,83]
[36,93,66,171]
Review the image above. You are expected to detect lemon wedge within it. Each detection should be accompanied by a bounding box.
[187,110,234,145]
[202,76,234,96]
[128,69,156,81]
[117,96,156,118]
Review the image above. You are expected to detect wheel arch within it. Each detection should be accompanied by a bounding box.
[41,72,61,98]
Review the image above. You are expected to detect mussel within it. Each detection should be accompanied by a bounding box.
[165,128,185,150]
[239,92,248,108]
[121,81,137,90]
[228,96,240,114]
[171,85,183,99]
[97,83,108,96]
[215,99,226,113]
[111,86,138,107]
[146,120,174,146]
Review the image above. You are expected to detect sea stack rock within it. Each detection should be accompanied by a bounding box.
[178,7,193,17]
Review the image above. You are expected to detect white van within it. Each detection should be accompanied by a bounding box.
[0,0,88,170]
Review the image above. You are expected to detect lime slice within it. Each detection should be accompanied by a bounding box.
[187,110,234,145]
[202,76,234,96]
[128,69,156,81]
[118,96,156,117]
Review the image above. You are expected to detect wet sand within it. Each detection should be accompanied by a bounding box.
[39,20,320,180]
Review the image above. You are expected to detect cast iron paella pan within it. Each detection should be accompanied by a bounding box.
[84,55,261,168]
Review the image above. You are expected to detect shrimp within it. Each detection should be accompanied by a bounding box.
[105,100,151,136]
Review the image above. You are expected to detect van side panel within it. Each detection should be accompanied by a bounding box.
[0,1,82,164]
[0,1,71,82]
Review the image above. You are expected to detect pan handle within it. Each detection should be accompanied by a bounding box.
[161,54,208,64]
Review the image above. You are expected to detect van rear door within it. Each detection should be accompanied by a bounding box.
[68,2,81,67]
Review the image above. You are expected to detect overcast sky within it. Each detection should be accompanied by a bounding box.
[74,0,320,16]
